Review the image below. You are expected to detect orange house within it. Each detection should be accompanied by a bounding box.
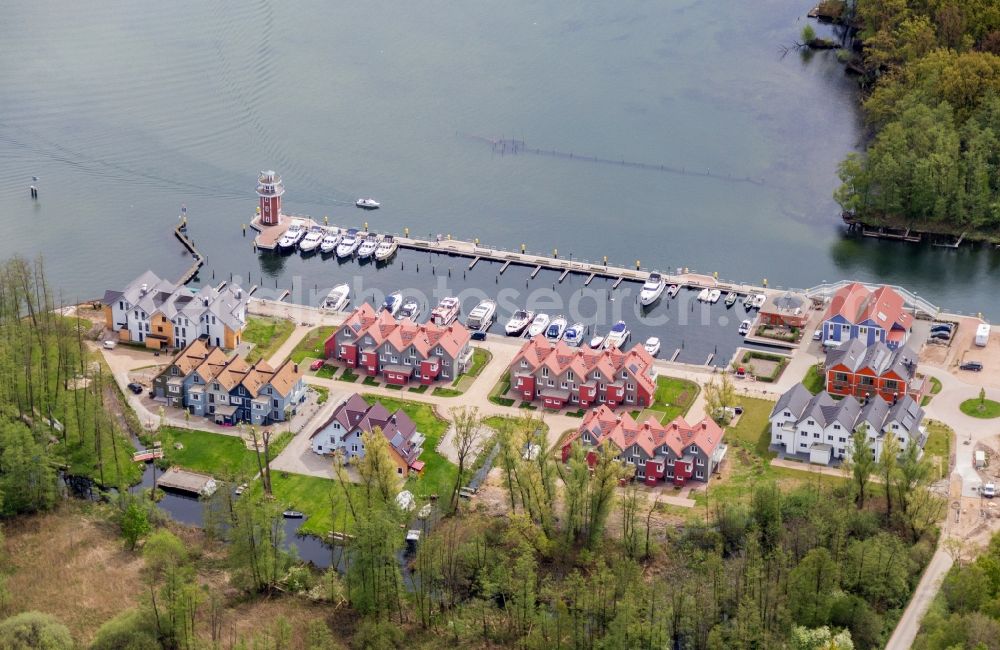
[824,338,923,402]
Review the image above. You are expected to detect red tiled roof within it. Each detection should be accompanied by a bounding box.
[564,405,724,459]
[823,283,912,331]
[511,336,656,396]
[332,305,471,360]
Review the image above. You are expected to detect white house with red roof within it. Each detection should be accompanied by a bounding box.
[324,304,473,385]
[820,283,913,350]
[561,405,726,485]
[509,336,657,410]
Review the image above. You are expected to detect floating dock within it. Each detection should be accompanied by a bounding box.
[156,467,218,496]
[174,224,205,285]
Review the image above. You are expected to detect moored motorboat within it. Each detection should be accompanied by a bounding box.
[319,229,341,254]
[751,293,767,309]
[697,288,710,302]
[666,284,680,298]
[604,320,630,349]
[398,298,421,321]
[742,293,755,308]
[707,289,721,303]
[357,234,380,259]
[466,299,497,331]
[430,297,460,326]
[322,283,351,311]
[336,229,361,258]
[563,323,585,347]
[526,313,550,337]
[356,197,380,209]
[282,510,304,519]
[505,309,534,336]
[589,332,605,349]
[644,336,661,357]
[298,226,324,253]
[738,319,752,335]
[640,273,666,306]
[382,292,402,316]
[545,316,568,340]
[724,292,738,307]
[374,235,398,261]
[277,223,305,250]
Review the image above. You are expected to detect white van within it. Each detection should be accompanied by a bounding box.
[102,340,117,350]
[976,323,991,347]
[984,482,996,498]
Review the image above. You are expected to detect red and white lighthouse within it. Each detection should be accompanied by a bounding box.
[256,170,284,226]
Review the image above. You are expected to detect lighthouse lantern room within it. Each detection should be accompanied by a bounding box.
[256,170,284,226]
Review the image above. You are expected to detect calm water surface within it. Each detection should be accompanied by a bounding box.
[1,0,997,315]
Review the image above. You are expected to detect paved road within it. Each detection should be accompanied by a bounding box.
[885,547,954,650]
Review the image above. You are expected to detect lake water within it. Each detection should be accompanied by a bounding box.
[1,0,997,317]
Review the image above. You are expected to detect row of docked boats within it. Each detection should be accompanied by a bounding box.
[503,311,645,352]
[278,225,398,262]
[695,287,767,309]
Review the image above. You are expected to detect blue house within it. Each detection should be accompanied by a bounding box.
[821,283,913,350]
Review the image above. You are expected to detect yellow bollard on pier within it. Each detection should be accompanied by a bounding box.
[554,248,558,259]
[475,238,480,246]
[521,243,526,253]
[636,259,641,270]
[324,216,329,225]
[364,222,368,231]
[603,255,608,266]
[404,227,410,237]
[763,278,768,288]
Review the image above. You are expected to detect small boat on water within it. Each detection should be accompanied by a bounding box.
[724,292,738,307]
[319,229,341,254]
[751,293,767,309]
[640,273,666,306]
[563,322,585,347]
[398,298,421,321]
[356,197,380,209]
[430,297,460,326]
[644,336,661,357]
[589,332,605,349]
[666,284,680,298]
[282,510,304,519]
[374,235,397,261]
[357,234,380,259]
[697,288,710,302]
[604,320,630,349]
[505,309,534,336]
[322,283,351,311]
[466,299,497,331]
[526,313,550,338]
[382,292,402,317]
[277,223,305,250]
[299,226,324,253]
[707,289,722,303]
[738,319,752,336]
[336,229,361,258]
[742,293,755,308]
[546,316,568,340]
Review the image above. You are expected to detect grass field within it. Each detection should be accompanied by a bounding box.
[243,317,296,363]
[288,325,336,364]
[151,427,291,481]
[802,364,825,394]
[267,472,362,537]
[923,420,953,480]
[960,398,1000,418]
[360,394,457,499]
[629,376,699,423]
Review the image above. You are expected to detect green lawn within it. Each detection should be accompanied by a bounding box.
[360,394,458,500]
[312,385,330,405]
[432,387,462,397]
[315,365,337,379]
[266,472,363,537]
[460,348,491,381]
[288,326,337,364]
[930,376,943,394]
[960,398,1000,419]
[243,317,296,363]
[489,374,515,406]
[150,427,290,481]
[634,375,700,424]
[923,420,953,480]
[802,364,825,395]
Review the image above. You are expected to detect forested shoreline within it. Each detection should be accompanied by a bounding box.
[834,0,1000,235]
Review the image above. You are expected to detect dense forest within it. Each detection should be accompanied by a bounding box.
[834,0,1000,232]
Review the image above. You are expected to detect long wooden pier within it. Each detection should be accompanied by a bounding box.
[174,224,205,285]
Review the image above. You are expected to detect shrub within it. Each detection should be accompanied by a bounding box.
[0,612,73,650]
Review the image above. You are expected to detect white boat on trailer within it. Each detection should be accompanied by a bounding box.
[374,235,398,261]
[322,284,351,311]
[526,313,550,338]
[640,273,666,306]
[336,229,362,258]
[505,310,534,336]
[319,229,341,254]
[357,234,380,259]
[430,297,460,326]
[563,322,585,347]
[604,320,630,349]
[466,299,497,331]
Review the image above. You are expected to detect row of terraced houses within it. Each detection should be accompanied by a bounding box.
[152,339,306,426]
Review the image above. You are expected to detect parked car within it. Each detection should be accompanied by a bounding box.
[960,361,984,372]
[103,340,117,349]
[309,359,324,371]
[471,330,488,341]
[984,482,996,498]
[930,323,954,333]
[930,331,951,341]
[127,382,143,394]
[812,329,822,341]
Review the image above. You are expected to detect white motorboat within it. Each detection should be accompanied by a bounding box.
[742,293,755,308]
[724,292,738,307]
[604,320,630,349]
[545,316,568,341]
[751,293,767,309]
[526,313,550,338]
[319,230,341,254]
[563,323,585,347]
[336,229,361,258]
[374,235,397,261]
[356,197,380,209]
[707,289,721,303]
[382,292,402,317]
[505,309,534,336]
[322,283,351,311]
[398,298,421,321]
[430,297,460,326]
[589,332,605,349]
[666,284,680,298]
[357,234,380,259]
[640,273,666,306]
[466,299,497,331]
[277,223,305,250]
[644,337,661,357]
[298,227,324,253]
[697,288,710,302]
[738,319,752,335]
